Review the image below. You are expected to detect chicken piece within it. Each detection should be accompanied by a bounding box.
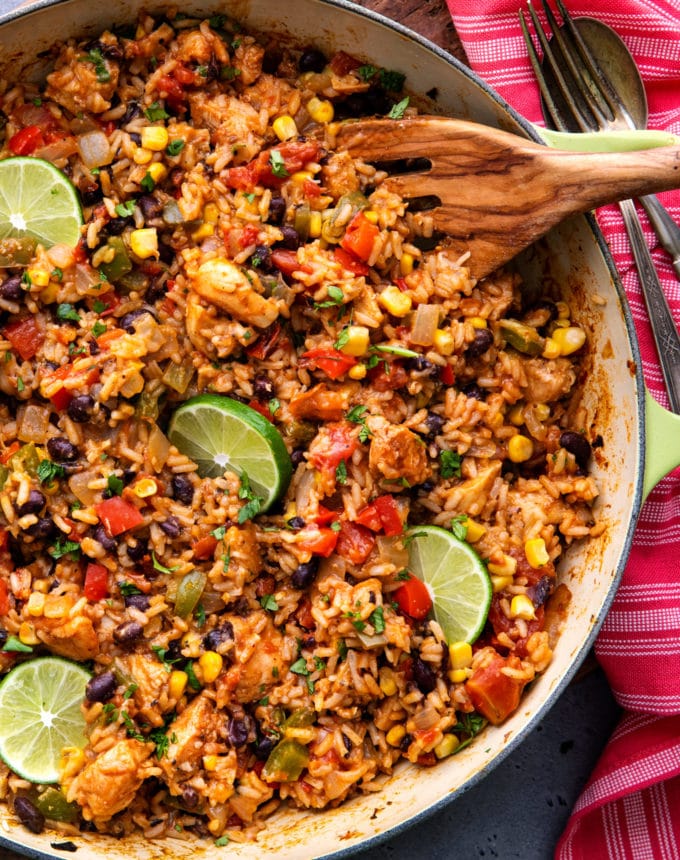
[36,614,98,661]
[522,357,575,404]
[289,383,355,421]
[66,739,154,823]
[188,92,264,163]
[444,461,501,518]
[223,523,262,583]
[124,22,174,59]
[228,770,274,822]
[320,151,361,200]
[205,750,238,805]
[163,693,222,770]
[115,654,171,726]
[46,44,119,115]
[185,292,237,358]
[369,422,431,485]
[232,38,265,86]
[175,28,229,66]
[224,613,291,703]
[191,258,280,328]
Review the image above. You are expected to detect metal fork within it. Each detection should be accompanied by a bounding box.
[520,0,680,413]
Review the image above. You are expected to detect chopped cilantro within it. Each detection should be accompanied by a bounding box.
[215,835,230,847]
[260,593,279,612]
[121,710,145,741]
[51,267,63,281]
[450,515,468,541]
[268,397,280,415]
[237,472,263,524]
[48,537,81,560]
[269,149,288,178]
[152,551,180,574]
[56,303,81,323]
[379,68,406,92]
[369,606,385,634]
[144,101,169,121]
[330,520,341,532]
[211,525,226,540]
[114,199,136,217]
[356,64,378,81]
[140,172,155,192]
[37,459,65,486]
[313,285,344,309]
[195,602,206,628]
[388,96,409,119]
[335,460,347,485]
[334,326,350,351]
[185,661,201,691]
[92,320,107,337]
[290,657,308,676]
[346,405,372,443]
[118,581,142,596]
[440,450,462,479]
[166,139,185,156]
[80,48,110,83]
[92,299,107,314]
[123,683,138,700]
[106,474,124,496]
[2,636,33,653]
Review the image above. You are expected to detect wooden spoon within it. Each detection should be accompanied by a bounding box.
[335,116,680,278]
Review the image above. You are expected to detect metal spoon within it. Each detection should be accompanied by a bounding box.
[541,17,680,280]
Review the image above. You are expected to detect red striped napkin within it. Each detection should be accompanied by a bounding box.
[445,1,680,857]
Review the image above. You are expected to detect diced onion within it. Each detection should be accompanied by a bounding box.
[77,130,113,168]
[410,303,441,346]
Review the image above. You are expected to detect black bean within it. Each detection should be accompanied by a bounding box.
[406,356,438,376]
[104,216,130,236]
[268,196,286,224]
[120,100,141,126]
[101,43,123,61]
[299,48,327,73]
[85,670,117,703]
[286,516,305,530]
[118,308,152,333]
[528,575,553,607]
[252,245,273,272]
[466,327,494,358]
[181,786,199,809]
[129,132,142,145]
[46,437,79,462]
[227,715,250,746]
[13,796,45,834]
[138,195,163,223]
[0,628,7,647]
[461,382,485,401]
[145,276,168,305]
[113,620,143,645]
[125,593,150,612]
[291,448,306,466]
[80,184,103,207]
[253,374,274,401]
[279,225,300,250]
[171,474,194,506]
[89,339,100,355]
[203,621,234,651]
[92,524,116,552]
[126,538,147,562]
[253,731,276,760]
[159,516,181,538]
[16,489,46,517]
[26,516,57,540]
[67,394,95,423]
[412,655,437,694]
[1,274,23,302]
[560,430,592,469]
[291,557,320,589]
[425,412,445,437]
[340,89,392,118]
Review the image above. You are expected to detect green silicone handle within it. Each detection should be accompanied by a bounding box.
[533,126,680,152]
[643,391,680,501]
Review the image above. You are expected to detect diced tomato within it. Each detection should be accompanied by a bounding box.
[354,502,383,532]
[246,322,282,359]
[224,140,322,190]
[300,347,357,380]
[192,535,219,560]
[247,398,274,422]
[296,525,339,557]
[270,248,301,276]
[440,364,455,386]
[83,563,109,602]
[394,574,433,620]
[173,64,197,86]
[238,223,260,248]
[368,360,408,391]
[0,579,9,616]
[155,74,187,112]
[0,442,20,465]
[330,50,361,76]
[314,505,338,527]
[373,494,403,536]
[50,386,73,412]
[9,124,44,155]
[340,211,380,263]
[309,423,358,472]
[303,178,323,197]
[336,520,376,565]
[95,496,145,537]
[465,653,528,725]
[487,595,544,658]
[334,247,369,276]
[4,317,45,361]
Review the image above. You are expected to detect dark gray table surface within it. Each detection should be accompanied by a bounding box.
[0,0,622,856]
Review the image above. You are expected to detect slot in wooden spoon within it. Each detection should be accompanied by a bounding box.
[335,116,680,278]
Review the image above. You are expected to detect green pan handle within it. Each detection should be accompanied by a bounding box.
[643,391,680,501]
[534,126,679,152]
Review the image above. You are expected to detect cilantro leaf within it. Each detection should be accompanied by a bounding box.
[115,200,136,217]
[388,96,409,120]
[166,139,185,156]
[107,474,124,496]
[37,459,65,485]
[260,593,279,612]
[144,101,169,121]
[48,537,81,560]
[269,149,288,178]
[440,450,462,479]
[56,303,80,323]
[450,515,468,541]
[369,606,385,634]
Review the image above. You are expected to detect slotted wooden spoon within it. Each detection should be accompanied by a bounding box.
[336,116,680,278]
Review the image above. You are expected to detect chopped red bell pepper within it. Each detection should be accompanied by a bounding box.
[4,317,45,361]
[335,520,376,565]
[296,525,339,557]
[340,211,380,263]
[192,535,219,560]
[373,494,403,536]
[368,360,409,391]
[155,73,187,112]
[300,347,357,380]
[270,248,301,276]
[247,398,275,422]
[83,563,109,602]
[440,364,455,386]
[394,574,433,620]
[0,442,20,465]
[246,322,282,360]
[314,505,339,527]
[465,653,528,725]
[50,386,73,412]
[309,423,358,471]
[0,579,9,616]
[95,496,145,537]
[9,124,44,155]
[334,247,369,276]
[354,502,383,532]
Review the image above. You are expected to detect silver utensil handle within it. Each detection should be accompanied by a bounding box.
[618,198,680,413]
[638,194,680,282]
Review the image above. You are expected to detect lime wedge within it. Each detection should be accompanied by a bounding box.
[0,157,83,249]
[407,525,492,644]
[0,657,90,783]
[168,394,293,510]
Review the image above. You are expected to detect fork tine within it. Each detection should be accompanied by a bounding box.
[519,10,569,132]
[524,1,593,133]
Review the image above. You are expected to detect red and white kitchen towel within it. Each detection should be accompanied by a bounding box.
[445,1,680,857]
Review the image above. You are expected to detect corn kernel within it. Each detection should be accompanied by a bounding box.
[363,210,379,224]
[308,210,322,239]
[130,228,159,259]
[146,161,167,184]
[433,328,455,356]
[542,337,561,360]
[43,595,73,619]
[26,592,45,617]
[169,670,188,699]
[348,363,367,380]
[191,222,215,242]
[27,268,50,287]
[203,203,220,223]
[525,537,550,569]
[307,96,334,124]
[199,650,223,684]
[339,325,370,357]
[508,434,533,463]
[399,252,414,275]
[19,621,40,645]
[435,734,460,759]
[272,115,298,141]
[552,326,586,356]
[133,146,153,164]
[141,125,169,151]
[449,641,473,670]
[469,316,487,329]
[487,554,517,578]
[181,631,202,656]
[379,669,398,697]
[378,285,412,317]
[39,283,59,304]
[447,668,469,684]
[508,404,525,426]
[386,725,406,747]
[533,403,551,422]
[491,574,514,593]
[510,593,537,620]
[291,170,314,184]
[464,518,487,543]
[203,755,218,771]
[133,477,158,498]
[207,820,222,835]
[33,579,50,593]
[59,747,86,781]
